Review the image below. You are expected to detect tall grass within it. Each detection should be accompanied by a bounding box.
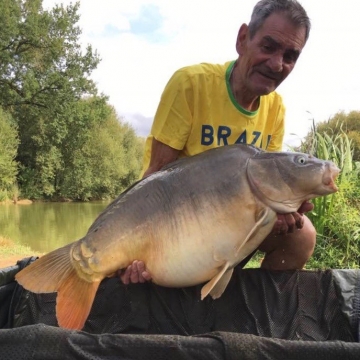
[301,128,360,269]
[0,235,38,257]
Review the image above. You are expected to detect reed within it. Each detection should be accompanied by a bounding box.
[303,129,360,269]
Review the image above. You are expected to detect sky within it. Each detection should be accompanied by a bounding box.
[42,0,360,148]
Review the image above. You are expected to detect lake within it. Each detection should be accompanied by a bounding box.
[0,201,111,253]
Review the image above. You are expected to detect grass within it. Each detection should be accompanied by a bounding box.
[0,235,38,257]
[243,252,264,268]
[301,130,360,269]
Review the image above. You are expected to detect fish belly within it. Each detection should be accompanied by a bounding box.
[143,202,276,288]
[143,221,255,287]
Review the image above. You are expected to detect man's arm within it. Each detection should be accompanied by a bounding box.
[143,138,180,177]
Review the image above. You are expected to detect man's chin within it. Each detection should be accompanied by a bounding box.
[251,73,280,94]
[254,86,276,96]
[247,79,279,97]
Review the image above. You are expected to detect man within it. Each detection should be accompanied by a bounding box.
[120,0,315,284]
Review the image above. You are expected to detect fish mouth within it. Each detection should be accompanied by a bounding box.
[322,164,340,192]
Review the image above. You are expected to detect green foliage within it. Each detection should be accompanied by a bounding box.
[0,0,145,201]
[57,103,144,201]
[0,107,19,194]
[307,181,360,270]
[17,97,144,200]
[0,0,100,110]
[302,111,360,161]
[301,130,360,269]
[0,0,112,198]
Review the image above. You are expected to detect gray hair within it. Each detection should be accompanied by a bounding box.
[248,0,311,42]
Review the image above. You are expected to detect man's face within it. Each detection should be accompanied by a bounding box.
[236,12,307,96]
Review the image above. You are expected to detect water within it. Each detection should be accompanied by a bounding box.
[0,201,110,253]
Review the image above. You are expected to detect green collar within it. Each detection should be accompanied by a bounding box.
[225,60,259,116]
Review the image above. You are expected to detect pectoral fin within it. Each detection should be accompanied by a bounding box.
[201,262,233,300]
[235,207,270,255]
[209,268,234,299]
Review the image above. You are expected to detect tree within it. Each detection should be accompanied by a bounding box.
[0,107,18,193]
[0,0,100,110]
[59,103,144,200]
[0,0,144,200]
[0,0,107,197]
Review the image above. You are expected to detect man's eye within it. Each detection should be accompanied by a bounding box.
[283,52,298,64]
[262,45,274,52]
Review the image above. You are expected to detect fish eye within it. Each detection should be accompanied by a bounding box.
[297,156,307,165]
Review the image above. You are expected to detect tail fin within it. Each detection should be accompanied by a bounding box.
[15,243,101,330]
[56,269,100,329]
[15,243,74,293]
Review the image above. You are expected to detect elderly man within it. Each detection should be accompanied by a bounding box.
[120,0,314,284]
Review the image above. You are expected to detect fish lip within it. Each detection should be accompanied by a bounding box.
[322,164,340,192]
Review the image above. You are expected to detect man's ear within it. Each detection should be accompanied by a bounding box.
[236,23,248,55]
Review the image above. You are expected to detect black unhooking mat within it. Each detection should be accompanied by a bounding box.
[1,257,360,359]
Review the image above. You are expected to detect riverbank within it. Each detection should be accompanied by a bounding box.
[0,236,41,268]
[0,199,33,205]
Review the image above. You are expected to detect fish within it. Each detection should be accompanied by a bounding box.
[15,144,340,330]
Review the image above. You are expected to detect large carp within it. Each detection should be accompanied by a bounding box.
[16,144,340,330]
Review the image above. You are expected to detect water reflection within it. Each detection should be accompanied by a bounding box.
[0,201,110,253]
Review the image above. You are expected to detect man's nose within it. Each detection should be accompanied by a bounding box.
[267,53,283,72]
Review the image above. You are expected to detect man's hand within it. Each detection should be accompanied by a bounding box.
[117,260,152,284]
[272,200,314,235]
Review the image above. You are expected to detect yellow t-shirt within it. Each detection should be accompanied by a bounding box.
[142,60,285,174]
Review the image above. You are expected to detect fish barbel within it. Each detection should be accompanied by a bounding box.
[15,144,340,330]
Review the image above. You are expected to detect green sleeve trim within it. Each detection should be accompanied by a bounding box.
[225,60,259,116]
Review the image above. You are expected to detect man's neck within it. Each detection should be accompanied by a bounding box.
[232,86,260,111]
[229,62,260,112]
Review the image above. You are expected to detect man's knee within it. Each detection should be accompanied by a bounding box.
[259,216,317,270]
[298,217,317,257]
